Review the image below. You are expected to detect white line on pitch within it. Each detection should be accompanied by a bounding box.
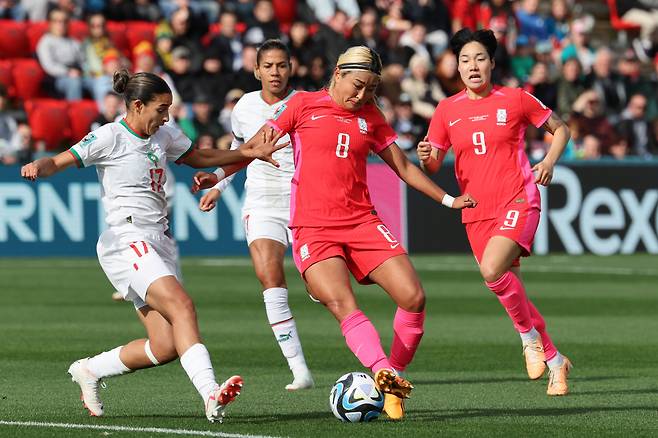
[0,420,281,438]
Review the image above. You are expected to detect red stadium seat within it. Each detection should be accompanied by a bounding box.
[26,21,49,54]
[607,0,642,32]
[69,20,90,41]
[0,20,30,58]
[0,60,14,97]
[125,21,157,51]
[68,99,99,143]
[11,59,45,100]
[106,21,130,57]
[24,99,72,150]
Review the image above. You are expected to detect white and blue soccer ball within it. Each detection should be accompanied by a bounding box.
[329,372,384,422]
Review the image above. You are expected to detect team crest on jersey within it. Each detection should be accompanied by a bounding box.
[79,133,97,147]
[273,103,287,120]
[357,117,368,134]
[300,244,310,261]
[497,109,507,125]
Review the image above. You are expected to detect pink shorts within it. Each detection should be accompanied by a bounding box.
[465,206,540,267]
[292,218,407,284]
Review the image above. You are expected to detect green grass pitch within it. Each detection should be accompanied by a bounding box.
[1,254,657,437]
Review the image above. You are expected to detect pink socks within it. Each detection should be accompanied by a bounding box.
[528,299,558,361]
[486,271,534,334]
[390,308,425,372]
[340,310,391,372]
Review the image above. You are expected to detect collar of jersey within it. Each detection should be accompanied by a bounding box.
[120,119,149,140]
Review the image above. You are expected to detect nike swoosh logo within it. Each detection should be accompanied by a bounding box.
[449,119,461,127]
[390,243,400,249]
[311,115,327,120]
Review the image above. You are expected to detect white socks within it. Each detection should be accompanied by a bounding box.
[86,346,131,379]
[180,343,218,401]
[547,352,565,369]
[519,327,540,344]
[263,287,309,374]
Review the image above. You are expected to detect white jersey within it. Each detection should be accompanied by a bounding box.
[214,90,295,213]
[69,120,192,235]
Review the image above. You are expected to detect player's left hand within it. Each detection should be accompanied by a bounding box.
[532,159,555,186]
[241,127,289,166]
[191,171,218,193]
[21,162,39,181]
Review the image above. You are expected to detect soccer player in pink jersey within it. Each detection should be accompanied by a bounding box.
[417,29,573,396]
[198,46,476,419]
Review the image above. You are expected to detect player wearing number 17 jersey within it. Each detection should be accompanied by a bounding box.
[266,46,476,420]
[419,29,573,396]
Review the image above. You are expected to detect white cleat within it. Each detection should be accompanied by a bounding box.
[111,291,124,302]
[206,375,243,423]
[285,370,314,391]
[68,358,104,417]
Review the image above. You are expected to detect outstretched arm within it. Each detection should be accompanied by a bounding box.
[21,150,77,180]
[379,143,477,209]
[533,112,570,186]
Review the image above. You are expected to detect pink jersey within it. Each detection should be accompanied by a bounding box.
[267,90,397,228]
[427,85,551,223]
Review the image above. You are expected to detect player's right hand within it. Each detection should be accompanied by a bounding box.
[191,171,218,193]
[452,193,477,209]
[21,162,39,181]
[199,189,221,212]
[417,137,432,162]
[242,127,289,167]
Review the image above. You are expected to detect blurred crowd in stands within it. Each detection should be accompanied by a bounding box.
[0,0,657,166]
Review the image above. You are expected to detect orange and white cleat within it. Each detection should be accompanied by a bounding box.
[547,357,572,396]
[68,358,105,417]
[383,393,405,420]
[206,375,243,423]
[522,337,546,380]
[374,368,413,399]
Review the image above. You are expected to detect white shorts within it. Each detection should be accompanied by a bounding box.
[97,227,180,309]
[243,209,292,247]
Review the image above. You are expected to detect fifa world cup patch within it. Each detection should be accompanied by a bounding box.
[273,103,287,120]
[300,243,310,261]
[497,109,507,125]
[358,117,368,134]
[79,133,97,147]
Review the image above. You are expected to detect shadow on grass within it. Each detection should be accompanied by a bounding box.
[415,375,627,386]
[569,388,658,397]
[408,405,658,421]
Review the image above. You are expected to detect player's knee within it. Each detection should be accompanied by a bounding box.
[168,292,197,322]
[399,286,425,312]
[480,263,504,284]
[323,299,357,321]
[257,271,285,289]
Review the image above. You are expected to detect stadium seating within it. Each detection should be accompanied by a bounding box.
[106,21,130,57]
[0,20,30,59]
[125,21,157,51]
[26,21,49,55]
[0,60,14,97]
[68,99,99,144]
[11,59,45,101]
[607,0,642,44]
[24,99,72,150]
[69,20,90,41]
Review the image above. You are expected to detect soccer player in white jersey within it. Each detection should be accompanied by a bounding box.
[192,40,314,391]
[20,70,287,422]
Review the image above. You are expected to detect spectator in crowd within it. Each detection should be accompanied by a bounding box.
[557,57,586,118]
[160,0,218,23]
[289,21,319,80]
[402,0,451,57]
[618,49,657,118]
[488,17,513,84]
[21,0,50,20]
[195,47,232,112]
[244,0,280,44]
[166,46,197,104]
[548,0,570,44]
[36,8,86,101]
[433,50,463,96]
[516,0,552,45]
[615,0,658,56]
[179,94,224,143]
[392,93,427,154]
[207,11,244,73]
[568,90,620,153]
[225,0,256,22]
[401,54,444,119]
[90,91,125,131]
[510,36,536,83]
[400,23,432,64]
[169,7,205,73]
[231,45,261,93]
[0,0,25,19]
[0,85,21,165]
[52,0,84,20]
[378,60,405,104]
[314,9,351,67]
[586,47,626,119]
[617,94,656,158]
[378,95,396,125]
[218,88,243,134]
[82,13,115,79]
[349,8,386,57]
[381,0,413,34]
[525,62,558,111]
[105,0,161,21]
[196,133,217,150]
[579,134,602,159]
[449,0,484,34]
[133,41,181,108]
[306,0,360,23]
[560,18,596,74]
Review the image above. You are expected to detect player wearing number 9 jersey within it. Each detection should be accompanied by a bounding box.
[20,70,286,422]
[264,46,476,420]
[419,29,573,396]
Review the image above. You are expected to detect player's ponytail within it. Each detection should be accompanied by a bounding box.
[112,69,171,106]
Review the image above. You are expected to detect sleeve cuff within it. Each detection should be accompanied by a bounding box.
[534,110,552,128]
[372,134,398,153]
[266,120,283,132]
[175,144,194,164]
[68,149,84,168]
[429,141,449,151]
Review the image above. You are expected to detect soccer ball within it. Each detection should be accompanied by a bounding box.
[329,372,384,422]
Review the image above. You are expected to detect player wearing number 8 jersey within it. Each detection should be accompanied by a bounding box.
[20,70,286,422]
[419,29,573,396]
[265,46,476,419]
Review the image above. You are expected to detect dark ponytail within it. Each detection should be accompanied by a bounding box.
[112,69,171,105]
